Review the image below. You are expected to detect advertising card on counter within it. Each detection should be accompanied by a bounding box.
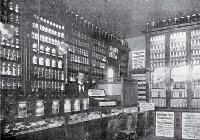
[36,100,44,116]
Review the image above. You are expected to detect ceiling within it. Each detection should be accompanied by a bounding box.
[64,0,200,39]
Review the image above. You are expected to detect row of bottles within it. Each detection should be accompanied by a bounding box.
[170,32,186,42]
[1,47,21,61]
[32,66,64,80]
[67,35,90,48]
[170,51,187,57]
[31,32,62,46]
[68,62,90,73]
[169,32,187,67]
[32,23,64,38]
[150,44,165,53]
[171,90,187,98]
[170,41,186,51]
[92,52,107,62]
[150,53,165,59]
[192,99,200,108]
[170,99,187,108]
[109,46,118,53]
[151,82,165,89]
[191,30,200,69]
[146,13,200,30]
[68,72,89,83]
[191,39,200,49]
[192,81,200,89]
[32,42,62,57]
[34,15,65,31]
[7,12,20,24]
[150,35,165,45]
[191,30,200,67]
[150,35,165,69]
[5,1,20,24]
[8,2,19,13]
[92,67,105,76]
[71,29,90,40]
[68,72,77,82]
[91,59,106,69]
[1,62,21,76]
[191,29,200,39]
[69,44,89,57]
[150,61,165,69]
[32,55,63,69]
[173,82,186,89]
[170,60,187,66]
[69,54,89,65]
[31,80,64,92]
[30,15,66,93]
[92,45,106,54]
[151,90,166,97]
[93,39,106,49]
[192,90,200,98]
[192,49,200,56]
[1,38,20,48]
[152,99,166,107]
[1,77,21,89]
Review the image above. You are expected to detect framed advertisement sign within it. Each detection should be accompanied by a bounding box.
[52,100,59,114]
[156,111,174,137]
[18,101,27,118]
[36,100,44,116]
[182,112,200,139]
[64,99,71,113]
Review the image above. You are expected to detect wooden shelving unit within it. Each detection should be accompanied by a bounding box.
[1,0,130,139]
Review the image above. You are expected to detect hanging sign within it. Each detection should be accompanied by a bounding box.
[156,111,174,137]
[182,112,200,139]
[132,50,145,69]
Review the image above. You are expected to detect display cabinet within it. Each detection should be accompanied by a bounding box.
[131,69,149,103]
[145,14,200,110]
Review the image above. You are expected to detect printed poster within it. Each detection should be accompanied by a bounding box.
[132,50,145,69]
[156,111,174,137]
[182,112,200,139]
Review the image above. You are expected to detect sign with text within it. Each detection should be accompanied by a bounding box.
[123,107,138,113]
[139,102,155,112]
[88,89,105,97]
[132,50,145,69]
[182,112,200,139]
[156,112,174,137]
